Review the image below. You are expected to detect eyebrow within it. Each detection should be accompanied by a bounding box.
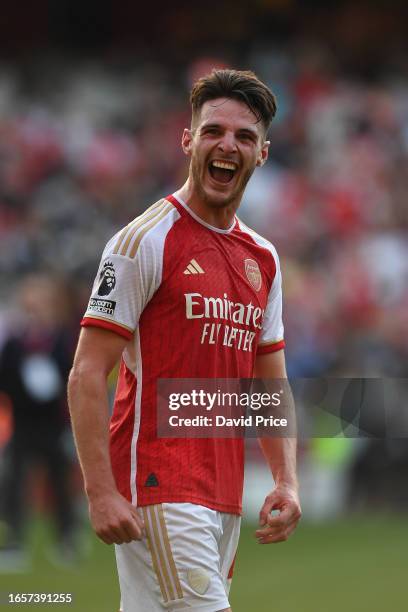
[200,123,221,130]
[200,123,259,137]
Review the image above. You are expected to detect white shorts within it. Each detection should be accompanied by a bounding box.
[115,502,241,612]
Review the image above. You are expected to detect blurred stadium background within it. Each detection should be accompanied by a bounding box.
[0,0,407,610]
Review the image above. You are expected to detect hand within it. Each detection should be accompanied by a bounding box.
[88,490,145,545]
[255,484,301,544]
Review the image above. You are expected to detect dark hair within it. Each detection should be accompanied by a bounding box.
[190,69,277,133]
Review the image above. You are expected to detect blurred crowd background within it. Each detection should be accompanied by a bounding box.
[0,0,408,578]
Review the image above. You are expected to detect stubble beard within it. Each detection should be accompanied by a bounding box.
[190,153,254,209]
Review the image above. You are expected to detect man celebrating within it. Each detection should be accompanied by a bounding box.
[68,69,301,612]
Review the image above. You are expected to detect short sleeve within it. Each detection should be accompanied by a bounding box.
[257,252,285,355]
[81,231,161,340]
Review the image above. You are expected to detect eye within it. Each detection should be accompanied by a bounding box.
[202,127,220,136]
[238,132,256,143]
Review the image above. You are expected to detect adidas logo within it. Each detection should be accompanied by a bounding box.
[184,259,205,275]
[144,473,159,487]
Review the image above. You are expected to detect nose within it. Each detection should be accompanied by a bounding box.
[217,131,237,154]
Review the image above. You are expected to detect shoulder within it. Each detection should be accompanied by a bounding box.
[105,197,181,261]
[236,218,280,264]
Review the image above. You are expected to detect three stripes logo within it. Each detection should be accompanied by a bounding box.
[142,505,183,603]
[184,259,205,275]
[144,473,159,487]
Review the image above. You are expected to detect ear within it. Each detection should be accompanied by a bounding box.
[181,128,193,156]
[256,140,270,167]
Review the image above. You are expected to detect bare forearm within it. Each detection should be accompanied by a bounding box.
[254,352,301,540]
[67,328,144,545]
[258,436,298,488]
[256,370,298,489]
[68,367,116,498]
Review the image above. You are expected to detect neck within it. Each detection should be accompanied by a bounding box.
[175,178,239,230]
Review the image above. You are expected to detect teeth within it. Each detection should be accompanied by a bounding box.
[212,160,237,171]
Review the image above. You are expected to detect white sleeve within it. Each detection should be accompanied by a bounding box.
[258,251,285,354]
[81,231,162,339]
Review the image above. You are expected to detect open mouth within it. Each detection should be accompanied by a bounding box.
[208,160,238,184]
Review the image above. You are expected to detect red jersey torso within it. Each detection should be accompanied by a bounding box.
[82,194,285,514]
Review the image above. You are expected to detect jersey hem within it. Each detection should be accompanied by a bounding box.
[136,494,242,516]
[257,339,285,354]
[81,316,133,340]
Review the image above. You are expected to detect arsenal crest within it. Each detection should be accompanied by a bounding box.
[244,258,262,292]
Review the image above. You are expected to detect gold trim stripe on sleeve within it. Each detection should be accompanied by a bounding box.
[113,199,164,255]
[128,202,174,259]
[119,201,168,257]
[142,507,169,604]
[158,505,183,599]
[147,506,176,601]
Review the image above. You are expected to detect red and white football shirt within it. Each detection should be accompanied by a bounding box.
[81,194,285,515]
